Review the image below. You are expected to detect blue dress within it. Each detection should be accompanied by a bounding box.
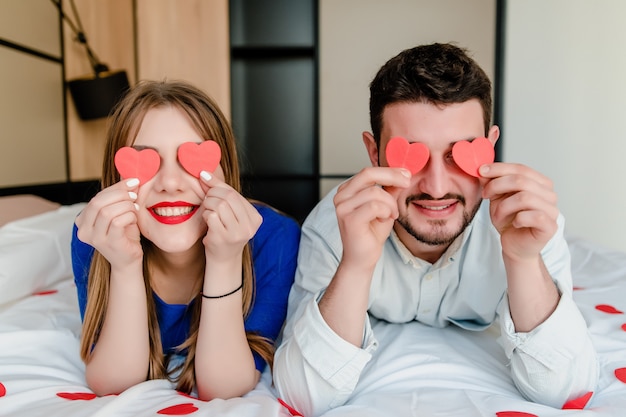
[71,204,301,372]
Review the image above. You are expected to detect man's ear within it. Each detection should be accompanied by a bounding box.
[487,125,500,146]
[363,132,380,167]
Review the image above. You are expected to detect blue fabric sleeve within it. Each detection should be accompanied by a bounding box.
[71,222,94,322]
[246,204,301,371]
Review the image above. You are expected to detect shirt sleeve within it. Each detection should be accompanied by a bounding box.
[70,222,94,321]
[245,205,301,372]
[497,214,599,408]
[274,287,377,417]
[273,195,377,417]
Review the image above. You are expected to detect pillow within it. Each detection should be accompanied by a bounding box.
[0,194,61,227]
[0,203,86,306]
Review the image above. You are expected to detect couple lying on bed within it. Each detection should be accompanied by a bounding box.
[71,43,598,417]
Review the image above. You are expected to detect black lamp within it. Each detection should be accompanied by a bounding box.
[51,0,130,120]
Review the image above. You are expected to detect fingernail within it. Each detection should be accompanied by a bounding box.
[128,191,137,200]
[126,178,140,187]
[134,203,140,211]
[479,165,489,175]
[400,168,411,178]
[200,171,212,181]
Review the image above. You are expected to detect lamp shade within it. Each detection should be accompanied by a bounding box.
[68,70,130,120]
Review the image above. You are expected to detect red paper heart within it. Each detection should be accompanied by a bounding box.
[595,304,624,314]
[495,412,538,417]
[621,323,626,331]
[177,141,221,178]
[278,398,304,416]
[157,403,199,415]
[56,392,97,400]
[615,367,626,383]
[0,382,6,397]
[114,147,160,185]
[562,391,593,409]
[452,137,495,177]
[385,136,429,175]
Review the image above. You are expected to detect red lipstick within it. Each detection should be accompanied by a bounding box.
[148,201,199,225]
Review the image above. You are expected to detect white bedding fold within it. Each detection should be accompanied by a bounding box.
[1,232,625,416]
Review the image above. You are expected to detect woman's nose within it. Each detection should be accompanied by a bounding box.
[152,157,186,192]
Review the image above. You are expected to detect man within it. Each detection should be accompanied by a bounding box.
[273,43,598,416]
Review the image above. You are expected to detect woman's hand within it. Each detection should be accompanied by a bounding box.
[199,171,262,262]
[195,170,261,399]
[75,178,143,269]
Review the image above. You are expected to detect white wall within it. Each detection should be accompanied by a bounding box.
[503,0,626,253]
[319,0,497,196]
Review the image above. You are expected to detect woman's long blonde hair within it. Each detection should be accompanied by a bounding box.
[79,80,273,393]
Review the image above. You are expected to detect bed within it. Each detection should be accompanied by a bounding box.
[0,196,625,417]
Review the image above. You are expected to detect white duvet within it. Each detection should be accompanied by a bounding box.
[0,205,624,417]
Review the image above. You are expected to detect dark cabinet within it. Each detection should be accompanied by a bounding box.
[230,0,318,223]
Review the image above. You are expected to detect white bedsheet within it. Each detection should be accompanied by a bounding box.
[0,206,625,416]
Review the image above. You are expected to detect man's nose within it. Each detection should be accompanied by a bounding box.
[417,157,451,199]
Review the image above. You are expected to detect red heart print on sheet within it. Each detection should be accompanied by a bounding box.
[595,304,624,314]
[177,141,221,178]
[451,137,495,177]
[278,398,304,417]
[0,382,6,397]
[33,289,58,296]
[615,367,626,383]
[157,403,199,415]
[56,392,97,400]
[385,136,429,175]
[176,391,197,399]
[114,147,160,185]
[495,412,538,417]
[562,391,593,409]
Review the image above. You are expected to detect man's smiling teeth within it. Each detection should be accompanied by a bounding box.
[420,204,452,211]
[153,206,195,217]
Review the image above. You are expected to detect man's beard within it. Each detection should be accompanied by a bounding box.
[396,193,482,247]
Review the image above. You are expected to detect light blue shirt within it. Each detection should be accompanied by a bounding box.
[274,185,598,417]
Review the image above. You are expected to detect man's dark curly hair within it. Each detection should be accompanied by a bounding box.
[369,43,492,147]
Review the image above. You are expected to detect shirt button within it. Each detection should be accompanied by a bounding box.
[422,309,431,314]
[425,274,432,281]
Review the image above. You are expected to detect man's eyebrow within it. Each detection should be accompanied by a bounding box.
[448,137,481,146]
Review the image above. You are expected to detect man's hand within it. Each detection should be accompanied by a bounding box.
[479,162,560,332]
[318,166,410,346]
[480,162,559,262]
[334,166,411,271]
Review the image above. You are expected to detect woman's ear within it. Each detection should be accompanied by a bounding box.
[362,132,380,167]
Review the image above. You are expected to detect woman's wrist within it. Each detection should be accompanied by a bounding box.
[200,278,243,299]
[202,255,244,297]
[110,259,144,279]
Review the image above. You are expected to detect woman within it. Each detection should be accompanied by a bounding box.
[71,80,300,400]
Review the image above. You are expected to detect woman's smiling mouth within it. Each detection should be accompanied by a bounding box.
[148,202,199,224]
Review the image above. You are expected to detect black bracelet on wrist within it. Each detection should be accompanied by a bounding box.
[200,280,243,299]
